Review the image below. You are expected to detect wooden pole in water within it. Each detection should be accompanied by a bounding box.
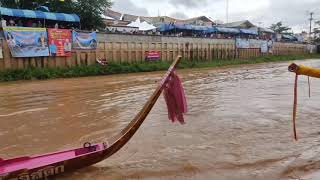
[293,74,298,141]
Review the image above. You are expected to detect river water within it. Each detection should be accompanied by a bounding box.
[1,59,320,180]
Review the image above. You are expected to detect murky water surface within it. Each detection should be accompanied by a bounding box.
[1,60,320,180]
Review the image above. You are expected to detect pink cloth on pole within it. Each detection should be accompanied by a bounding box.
[163,70,188,124]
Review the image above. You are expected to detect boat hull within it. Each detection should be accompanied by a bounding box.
[0,56,182,180]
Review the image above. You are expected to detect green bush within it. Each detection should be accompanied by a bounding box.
[1,54,320,82]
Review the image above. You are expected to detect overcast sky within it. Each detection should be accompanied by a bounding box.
[111,0,320,32]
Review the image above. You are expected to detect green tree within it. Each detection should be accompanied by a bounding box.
[0,0,112,30]
[270,21,292,34]
[314,21,320,43]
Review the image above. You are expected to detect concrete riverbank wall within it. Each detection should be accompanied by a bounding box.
[0,33,313,71]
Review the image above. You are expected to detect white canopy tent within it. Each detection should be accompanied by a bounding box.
[101,14,115,20]
[127,18,156,31]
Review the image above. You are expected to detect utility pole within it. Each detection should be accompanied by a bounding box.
[309,12,314,43]
[226,0,229,23]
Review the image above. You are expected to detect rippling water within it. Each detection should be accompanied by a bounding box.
[1,59,320,180]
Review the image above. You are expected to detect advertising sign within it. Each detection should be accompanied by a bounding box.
[3,27,49,57]
[145,51,161,61]
[236,38,273,53]
[48,29,72,57]
[72,31,97,50]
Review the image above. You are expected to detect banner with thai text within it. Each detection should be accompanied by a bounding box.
[236,38,273,53]
[3,27,49,57]
[261,40,268,53]
[236,38,250,49]
[48,29,72,57]
[72,31,97,50]
[249,39,262,49]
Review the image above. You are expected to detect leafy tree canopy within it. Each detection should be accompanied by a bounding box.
[270,21,292,34]
[314,21,320,43]
[0,0,112,30]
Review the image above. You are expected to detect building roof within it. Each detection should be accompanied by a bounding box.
[248,27,275,34]
[105,9,216,27]
[105,9,122,20]
[259,27,274,33]
[221,20,256,29]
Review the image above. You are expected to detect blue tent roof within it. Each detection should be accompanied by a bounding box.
[159,24,174,31]
[239,29,258,35]
[0,7,80,22]
[282,34,296,40]
[159,24,216,33]
[215,27,240,34]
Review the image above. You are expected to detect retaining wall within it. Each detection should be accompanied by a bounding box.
[0,33,312,71]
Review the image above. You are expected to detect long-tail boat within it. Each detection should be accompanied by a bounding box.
[0,56,183,180]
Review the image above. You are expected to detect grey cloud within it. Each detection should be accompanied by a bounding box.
[169,0,210,9]
[170,12,189,19]
[112,0,149,16]
[224,0,320,32]
[111,0,320,32]
[267,0,320,26]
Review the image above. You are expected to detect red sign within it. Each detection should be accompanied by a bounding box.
[48,29,72,57]
[145,51,161,61]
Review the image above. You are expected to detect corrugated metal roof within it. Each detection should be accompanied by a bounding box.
[221,20,255,28]
[0,7,80,22]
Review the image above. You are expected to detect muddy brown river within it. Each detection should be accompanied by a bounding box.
[1,59,320,180]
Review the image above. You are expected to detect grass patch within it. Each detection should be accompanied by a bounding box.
[1,54,320,82]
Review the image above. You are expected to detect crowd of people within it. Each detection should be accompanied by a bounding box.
[0,16,80,29]
[1,18,44,28]
[0,16,294,43]
[158,31,274,41]
[105,27,160,35]
[105,26,276,41]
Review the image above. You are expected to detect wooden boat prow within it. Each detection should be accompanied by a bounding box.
[0,56,182,180]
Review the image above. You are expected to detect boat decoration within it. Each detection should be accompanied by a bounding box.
[0,55,186,180]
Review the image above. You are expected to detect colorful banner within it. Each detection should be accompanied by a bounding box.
[3,27,49,57]
[261,40,268,53]
[249,39,262,49]
[145,51,161,62]
[48,29,72,57]
[236,38,250,49]
[236,38,273,53]
[72,31,97,50]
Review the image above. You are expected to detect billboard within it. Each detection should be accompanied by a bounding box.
[72,31,97,50]
[48,29,72,57]
[3,27,49,57]
[236,38,250,49]
[261,40,268,53]
[236,38,273,53]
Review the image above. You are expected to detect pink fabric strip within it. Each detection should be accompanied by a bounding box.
[163,71,188,124]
